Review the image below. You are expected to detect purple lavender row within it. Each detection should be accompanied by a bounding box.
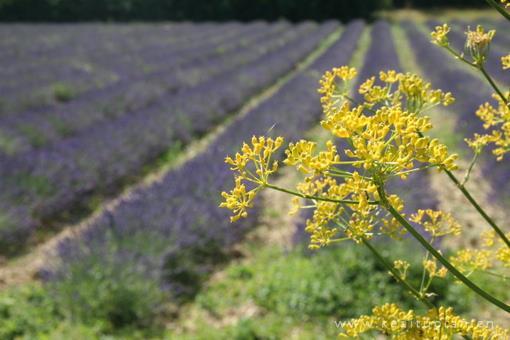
[403,22,510,204]
[0,24,244,118]
[0,23,198,55]
[46,21,364,298]
[0,24,257,105]
[0,23,295,152]
[0,23,261,116]
[0,24,260,122]
[0,23,225,77]
[0,22,337,253]
[0,25,210,92]
[1,24,245,84]
[427,20,510,87]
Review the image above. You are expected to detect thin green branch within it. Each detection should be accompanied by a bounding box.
[443,45,509,107]
[443,168,510,249]
[392,165,437,177]
[485,0,510,21]
[479,65,509,106]
[479,269,510,281]
[417,128,509,249]
[376,183,510,313]
[263,183,379,206]
[461,152,479,186]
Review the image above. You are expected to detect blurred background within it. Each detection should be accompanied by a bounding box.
[0,0,508,339]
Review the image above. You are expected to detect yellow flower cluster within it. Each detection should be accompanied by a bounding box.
[431,24,451,47]
[220,136,283,222]
[502,54,510,70]
[410,209,462,238]
[340,303,508,339]
[318,66,357,115]
[295,172,382,248]
[320,69,457,175]
[465,25,496,64]
[394,259,411,279]
[450,231,510,274]
[222,67,459,249]
[450,248,493,273]
[466,93,510,160]
[423,259,448,279]
[284,140,340,175]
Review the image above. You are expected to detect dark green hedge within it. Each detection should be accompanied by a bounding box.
[0,0,487,22]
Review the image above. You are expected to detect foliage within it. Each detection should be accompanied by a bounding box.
[51,83,75,103]
[0,282,161,339]
[0,0,496,21]
[48,249,166,333]
[0,0,392,21]
[0,284,61,340]
[167,242,484,339]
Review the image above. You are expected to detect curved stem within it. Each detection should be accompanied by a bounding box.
[443,45,508,107]
[362,239,436,310]
[485,0,510,21]
[264,183,379,205]
[461,152,479,186]
[479,65,509,106]
[376,183,510,313]
[443,168,510,248]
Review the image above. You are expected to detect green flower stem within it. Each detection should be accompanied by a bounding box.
[263,183,379,205]
[443,168,510,249]
[485,0,510,21]
[377,184,510,313]
[362,238,437,310]
[461,152,479,186]
[479,65,509,106]
[442,45,508,106]
[417,129,509,249]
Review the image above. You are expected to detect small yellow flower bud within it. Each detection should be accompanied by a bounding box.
[431,24,450,46]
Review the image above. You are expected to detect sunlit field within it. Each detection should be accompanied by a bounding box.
[0,8,508,339]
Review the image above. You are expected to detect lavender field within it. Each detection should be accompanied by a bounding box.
[0,17,508,338]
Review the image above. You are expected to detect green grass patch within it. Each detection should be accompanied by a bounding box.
[166,240,480,339]
[51,83,75,103]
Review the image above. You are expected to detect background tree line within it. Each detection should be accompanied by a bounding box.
[0,0,486,22]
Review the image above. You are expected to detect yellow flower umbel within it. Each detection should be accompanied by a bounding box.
[318,66,357,116]
[450,230,510,274]
[340,303,509,339]
[410,209,462,238]
[284,140,340,175]
[465,25,496,65]
[220,136,283,222]
[502,54,510,70]
[393,260,411,279]
[466,92,510,160]
[320,69,457,177]
[431,24,451,47]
